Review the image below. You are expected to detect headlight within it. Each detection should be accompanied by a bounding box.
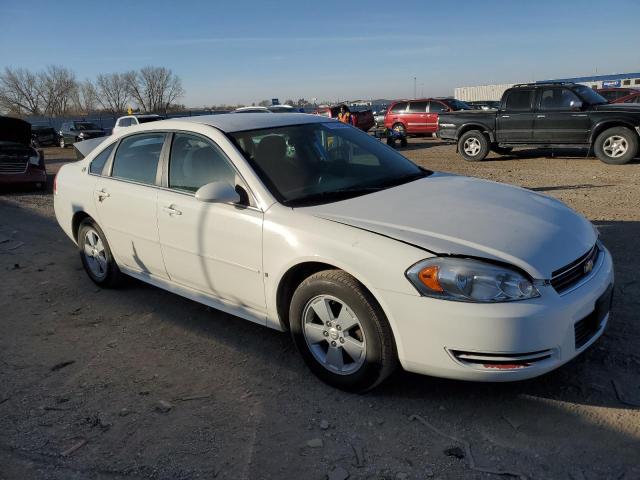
[406,258,540,302]
[29,154,40,166]
[78,132,85,139]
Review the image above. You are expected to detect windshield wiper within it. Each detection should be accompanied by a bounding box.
[286,186,384,206]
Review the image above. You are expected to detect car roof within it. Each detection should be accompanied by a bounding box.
[163,112,333,133]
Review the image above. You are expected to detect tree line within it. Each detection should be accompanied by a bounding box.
[0,65,184,117]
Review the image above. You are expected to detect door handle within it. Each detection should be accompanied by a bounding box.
[96,189,110,202]
[163,205,182,216]
[537,115,546,118]
[501,115,510,118]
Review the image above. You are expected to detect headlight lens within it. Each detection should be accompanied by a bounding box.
[406,258,540,302]
[78,132,85,139]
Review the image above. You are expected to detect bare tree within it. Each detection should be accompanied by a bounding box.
[258,99,270,107]
[72,79,99,113]
[124,66,184,113]
[38,65,78,115]
[0,67,42,115]
[96,73,130,113]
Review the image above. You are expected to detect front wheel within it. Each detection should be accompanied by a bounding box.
[392,123,406,135]
[458,130,489,161]
[78,219,123,288]
[594,127,638,165]
[290,270,397,392]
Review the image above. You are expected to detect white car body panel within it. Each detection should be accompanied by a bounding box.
[53,114,614,382]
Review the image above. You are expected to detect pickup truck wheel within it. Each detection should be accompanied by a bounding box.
[289,270,397,392]
[458,131,489,161]
[594,127,638,165]
[392,123,406,135]
[491,145,513,155]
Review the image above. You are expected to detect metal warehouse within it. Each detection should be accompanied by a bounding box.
[455,72,640,101]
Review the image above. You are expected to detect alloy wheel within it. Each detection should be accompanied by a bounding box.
[83,228,108,280]
[602,135,628,158]
[463,137,482,156]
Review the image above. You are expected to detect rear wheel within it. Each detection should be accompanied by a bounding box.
[594,127,638,165]
[290,270,397,392]
[78,219,123,288]
[458,130,489,161]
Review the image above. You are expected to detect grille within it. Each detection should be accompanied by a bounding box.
[574,284,612,349]
[551,244,599,293]
[450,349,553,369]
[0,160,28,174]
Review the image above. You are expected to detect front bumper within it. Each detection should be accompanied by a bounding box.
[379,246,614,381]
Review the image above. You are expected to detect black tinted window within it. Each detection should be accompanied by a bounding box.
[428,101,447,113]
[407,101,428,113]
[111,133,165,185]
[390,102,407,113]
[539,88,581,110]
[118,118,131,127]
[90,143,115,175]
[504,90,533,111]
[169,133,236,192]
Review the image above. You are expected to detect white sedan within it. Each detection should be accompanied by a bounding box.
[54,113,614,391]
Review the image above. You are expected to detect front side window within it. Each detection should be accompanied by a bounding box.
[169,133,237,192]
[539,88,581,110]
[89,143,116,175]
[118,118,131,127]
[504,90,533,111]
[390,102,408,113]
[230,122,428,206]
[407,101,428,113]
[75,122,99,131]
[111,133,165,185]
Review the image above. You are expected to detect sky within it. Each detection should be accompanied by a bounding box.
[1,0,639,107]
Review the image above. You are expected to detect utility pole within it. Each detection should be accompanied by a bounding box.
[413,77,417,99]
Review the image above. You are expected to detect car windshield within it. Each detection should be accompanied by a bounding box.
[442,99,472,110]
[574,85,607,105]
[230,122,429,206]
[75,122,99,130]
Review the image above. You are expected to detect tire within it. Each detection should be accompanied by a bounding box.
[458,130,489,162]
[77,219,123,288]
[392,123,406,135]
[59,137,66,148]
[400,137,408,147]
[386,137,396,147]
[289,270,397,392]
[594,127,638,165]
[491,145,513,155]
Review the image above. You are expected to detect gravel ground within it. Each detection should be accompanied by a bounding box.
[1,142,639,480]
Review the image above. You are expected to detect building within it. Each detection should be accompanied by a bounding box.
[454,72,640,101]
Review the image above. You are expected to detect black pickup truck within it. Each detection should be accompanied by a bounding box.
[438,82,640,164]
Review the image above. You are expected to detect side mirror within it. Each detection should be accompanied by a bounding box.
[570,99,583,110]
[195,182,241,204]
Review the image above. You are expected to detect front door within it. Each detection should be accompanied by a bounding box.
[427,100,447,133]
[533,87,591,143]
[156,132,265,312]
[93,132,169,278]
[496,89,535,142]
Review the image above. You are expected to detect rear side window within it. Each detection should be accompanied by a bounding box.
[407,101,428,113]
[428,101,447,113]
[169,133,237,192]
[504,90,533,111]
[89,143,115,175]
[118,118,132,127]
[111,133,165,185]
[390,102,408,113]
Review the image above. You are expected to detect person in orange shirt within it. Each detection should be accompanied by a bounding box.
[337,105,354,125]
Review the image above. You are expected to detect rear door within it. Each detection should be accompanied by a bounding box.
[496,89,535,142]
[405,101,428,133]
[427,101,447,133]
[533,87,590,143]
[385,102,408,130]
[93,132,169,279]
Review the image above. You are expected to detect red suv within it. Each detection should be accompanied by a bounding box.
[384,98,471,136]
[594,88,639,103]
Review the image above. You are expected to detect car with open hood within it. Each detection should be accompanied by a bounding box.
[53,113,614,391]
[0,116,47,189]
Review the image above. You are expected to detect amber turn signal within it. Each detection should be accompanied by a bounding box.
[418,265,443,292]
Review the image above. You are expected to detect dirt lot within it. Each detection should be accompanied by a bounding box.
[1,141,639,480]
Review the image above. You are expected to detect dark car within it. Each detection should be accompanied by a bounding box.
[384,98,471,136]
[594,87,639,103]
[438,82,640,164]
[30,125,58,147]
[0,116,47,189]
[59,121,106,148]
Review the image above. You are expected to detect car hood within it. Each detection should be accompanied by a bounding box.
[302,173,596,279]
[0,116,31,146]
